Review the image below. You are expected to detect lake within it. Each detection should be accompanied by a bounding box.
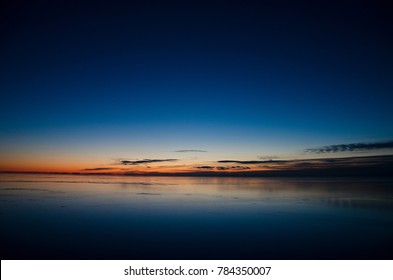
[1,174,392,259]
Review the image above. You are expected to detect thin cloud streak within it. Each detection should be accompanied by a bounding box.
[196,165,250,170]
[119,159,178,165]
[257,155,279,160]
[218,160,288,164]
[82,167,115,171]
[175,150,207,153]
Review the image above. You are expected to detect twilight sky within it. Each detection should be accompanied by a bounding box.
[1,0,392,175]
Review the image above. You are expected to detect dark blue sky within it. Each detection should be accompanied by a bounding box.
[1,0,392,172]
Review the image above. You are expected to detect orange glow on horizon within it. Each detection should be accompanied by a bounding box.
[0,161,270,175]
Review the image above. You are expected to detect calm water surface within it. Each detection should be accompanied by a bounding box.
[1,174,392,259]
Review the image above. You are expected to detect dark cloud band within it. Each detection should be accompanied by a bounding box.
[305,140,393,154]
[196,165,250,170]
[119,159,177,165]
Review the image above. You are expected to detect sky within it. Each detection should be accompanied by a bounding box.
[0,0,392,175]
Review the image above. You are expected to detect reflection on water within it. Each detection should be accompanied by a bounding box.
[1,174,392,259]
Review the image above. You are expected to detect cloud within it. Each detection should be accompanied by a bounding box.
[196,166,214,169]
[216,166,251,170]
[195,165,251,170]
[305,140,393,154]
[119,159,177,165]
[191,155,393,177]
[261,155,393,171]
[231,166,251,170]
[216,166,230,170]
[175,150,207,153]
[82,167,115,171]
[217,160,288,164]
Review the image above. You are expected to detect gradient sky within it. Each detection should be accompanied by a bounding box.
[1,0,392,174]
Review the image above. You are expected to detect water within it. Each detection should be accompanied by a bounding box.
[1,174,392,259]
